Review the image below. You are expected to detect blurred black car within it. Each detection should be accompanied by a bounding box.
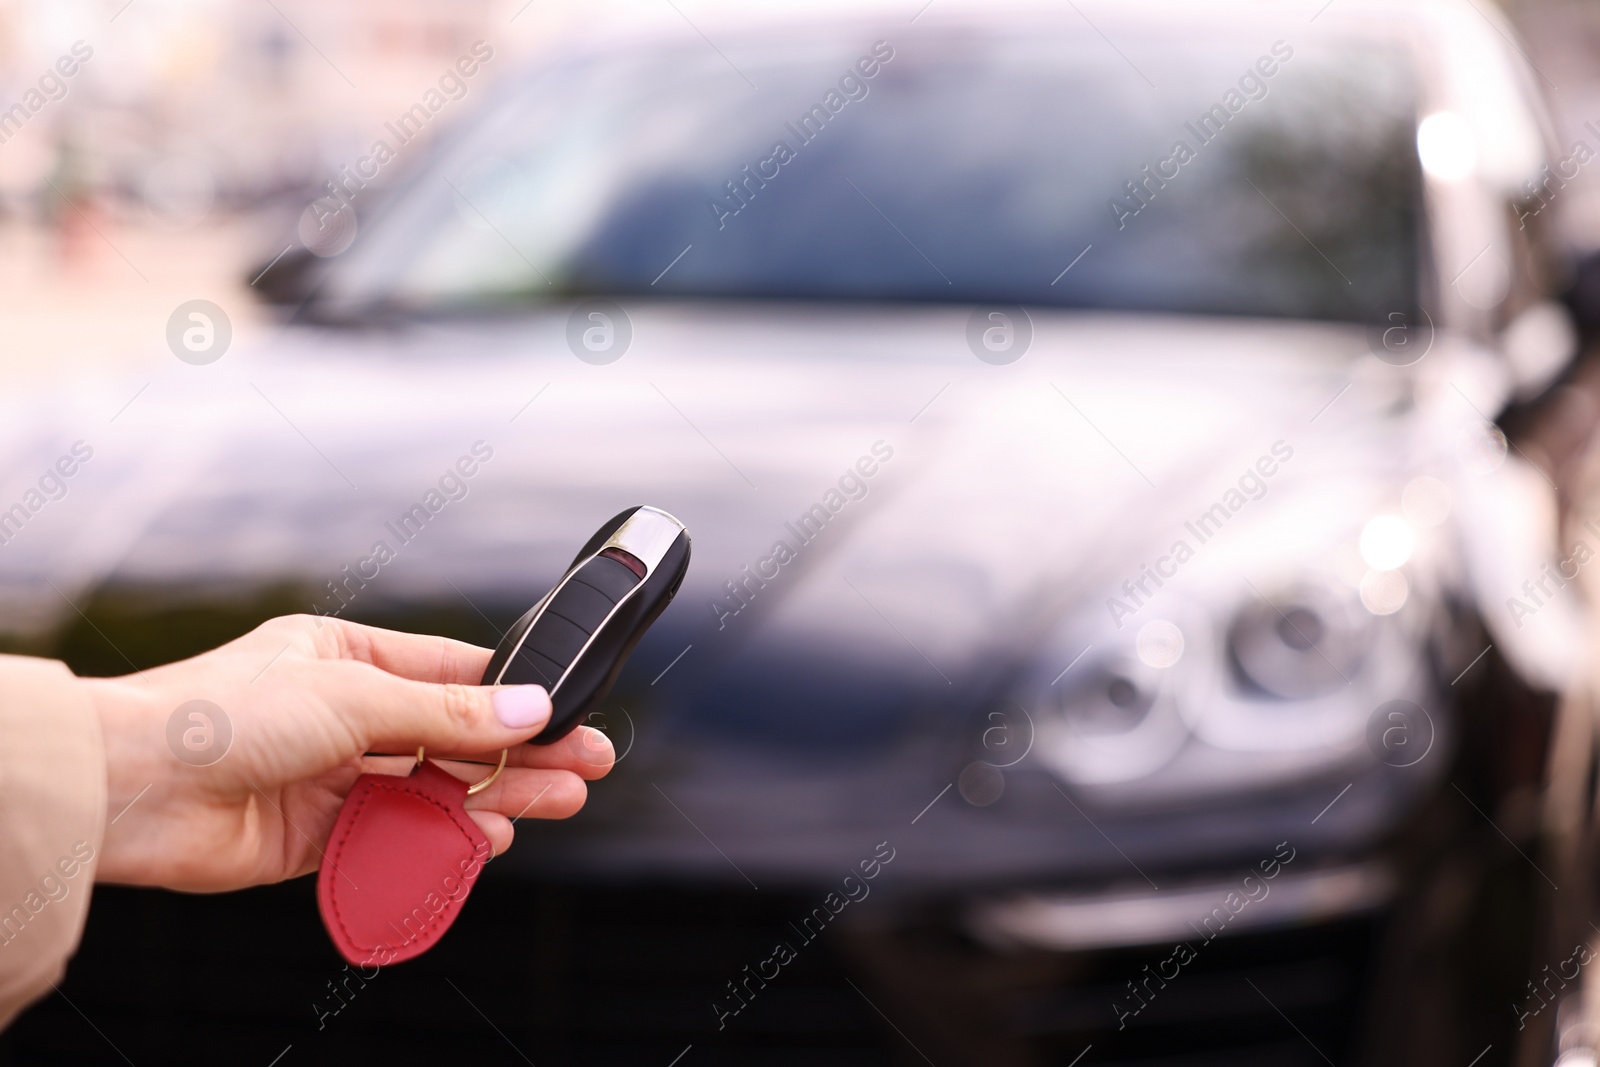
[4,1,1598,1065]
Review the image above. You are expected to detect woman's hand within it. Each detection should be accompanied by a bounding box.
[81,614,615,892]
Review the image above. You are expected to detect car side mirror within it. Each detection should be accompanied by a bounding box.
[248,244,320,308]
[1502,300,1577,401]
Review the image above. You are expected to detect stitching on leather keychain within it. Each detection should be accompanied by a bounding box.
[327,777,480,953]
[325,772,486,955]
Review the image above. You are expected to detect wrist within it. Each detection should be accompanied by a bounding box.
[81,675,170,884]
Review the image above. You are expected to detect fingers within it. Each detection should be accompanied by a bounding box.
[467,812,514,858]
[505,727,615,778]
[313,617,494,685]
[358,727,614,782]
[434,727,614,778]
[324,659,551,755]
[462,767,587,820]
[346,763,591,821]
[343,762,588,859]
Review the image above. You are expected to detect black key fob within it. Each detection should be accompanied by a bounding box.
[480,506,690,744]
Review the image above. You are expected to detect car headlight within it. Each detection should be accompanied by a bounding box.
[1060,656,1156,736]
[1028,554,1439,803]
[1041,651,1190,785]
[1228,584,1371,700]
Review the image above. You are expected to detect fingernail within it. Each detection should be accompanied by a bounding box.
[575,726,614,764]
[493,685,550,729]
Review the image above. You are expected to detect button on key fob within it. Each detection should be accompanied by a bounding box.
[481,506,690,744]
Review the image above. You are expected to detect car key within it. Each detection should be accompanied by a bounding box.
[317,506,689,966]
[481,505,691,743]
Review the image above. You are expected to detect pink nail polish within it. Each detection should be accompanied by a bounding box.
[493,686,550,729]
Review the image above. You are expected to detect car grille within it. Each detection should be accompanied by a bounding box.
[0,875,1387,1067]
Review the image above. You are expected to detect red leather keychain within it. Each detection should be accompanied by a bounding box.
[317,749,506,966]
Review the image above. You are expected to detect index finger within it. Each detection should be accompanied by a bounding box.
[320,617,494,685]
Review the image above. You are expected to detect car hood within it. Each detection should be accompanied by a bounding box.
[0,304,1567,886]
[0,306,1418,625]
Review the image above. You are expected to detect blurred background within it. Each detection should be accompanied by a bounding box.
[6,0,1600,1064]
[0,0,564,386]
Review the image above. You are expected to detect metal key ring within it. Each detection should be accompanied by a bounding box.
[415,746,508,796]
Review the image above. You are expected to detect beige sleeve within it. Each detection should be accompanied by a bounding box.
[0,654,104,1030]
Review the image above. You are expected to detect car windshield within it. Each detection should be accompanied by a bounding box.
[321,27,1423,324]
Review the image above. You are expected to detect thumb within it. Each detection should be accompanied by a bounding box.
[325,660,552,755]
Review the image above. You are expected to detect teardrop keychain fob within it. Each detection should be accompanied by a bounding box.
[317,506,690,966]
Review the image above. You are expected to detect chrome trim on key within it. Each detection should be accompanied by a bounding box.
[600,505,685,572]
